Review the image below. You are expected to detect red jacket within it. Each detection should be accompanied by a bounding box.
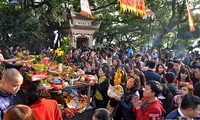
[30,98,63,120]
[133,97,164,120]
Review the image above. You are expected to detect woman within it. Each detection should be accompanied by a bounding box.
[173,67,193,87]
[173,82,194,108]
[158,84,174,117]
[94,67,110,108]
[27,81,62,120]
[112,75,141,120]
[155,63,167,83]
[4,104,36,120]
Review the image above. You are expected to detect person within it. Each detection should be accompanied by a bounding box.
[158,84,174,117]
[165,72,178,96]
[0,53,22,71]
[193,65,200,97]
[112,75,141,120]
[131,80,165,120]
[92,108,113,120]
[0,68,23,119]
[143,60,162,82]
[173,82,194,108]
[173,67,193,87]
[170,59,182,77]
[4,104,36,120]
[27,81,62,120]
[94,67,110,108]
[165,94,200,119]
[155,63,167,83]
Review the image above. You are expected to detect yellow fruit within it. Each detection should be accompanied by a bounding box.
[15,61,22,65]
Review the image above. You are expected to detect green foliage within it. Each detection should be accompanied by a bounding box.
[0,0,199,52]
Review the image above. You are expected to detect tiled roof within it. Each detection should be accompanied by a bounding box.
[73,13,94,20]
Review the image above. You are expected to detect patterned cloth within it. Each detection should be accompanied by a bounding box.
[0,91,14,119]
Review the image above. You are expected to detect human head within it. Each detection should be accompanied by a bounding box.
[155,63,166,74]
[143,80,162,97]
[177,67,190,82]
[173,59,182,72]
[165,72,176,83]
[98,67,108,77]
[27,81,50,105]
[195,65,200,80]
[92,108,112,120]
[179,82,194,96]
[4,104,36,120]
[126,75,141,91]
[135,54,142,62]
[147,60,156,69]
[180,94,200,118]
[112,58,121,68]
[0,68,23,94]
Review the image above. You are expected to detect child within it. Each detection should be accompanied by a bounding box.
[0,68,23,119]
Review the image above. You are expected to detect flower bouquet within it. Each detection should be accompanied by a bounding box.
[55,37,72,64]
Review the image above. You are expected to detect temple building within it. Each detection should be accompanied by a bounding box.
[65,12,98,48]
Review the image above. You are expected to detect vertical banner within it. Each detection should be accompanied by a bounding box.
[118,0,146,16]
[186,2,195,32]
[80,0,93,18]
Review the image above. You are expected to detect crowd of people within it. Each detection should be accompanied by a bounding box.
[0,45,200,120]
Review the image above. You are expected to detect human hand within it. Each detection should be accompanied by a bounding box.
[132,96,141,109]
[176,95,182,107]
[114,95,121,101]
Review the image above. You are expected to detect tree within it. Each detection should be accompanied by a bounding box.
[0,0,199,52]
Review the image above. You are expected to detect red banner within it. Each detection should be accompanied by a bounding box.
[80,0,93,18]
[186,4,195,32]
[118,0,146,16]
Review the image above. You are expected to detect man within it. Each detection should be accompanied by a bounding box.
[132,80,165,120]
[179,49,190,66]
[143,60,161,82]
[194,65,200,97]
[0,68,23,119]
[170,59,182,77]
[194,65,200,81]
[165,94,200,119]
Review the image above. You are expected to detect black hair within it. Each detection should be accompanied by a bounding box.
[181,94,200,110]
[27,81,51,105]
[173,59,181,64]
[146,80,162,97]
[147,60,156,69]
[177,67,190,82]
[165,72,176,83]
[93,108,112,120]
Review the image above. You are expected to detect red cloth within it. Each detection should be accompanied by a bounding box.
[30,98,63,120]
[173,78,193,87]
[133,97,164,120]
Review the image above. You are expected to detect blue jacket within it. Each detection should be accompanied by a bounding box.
[165,109,181,119]
[115,84,138,120]
[0,91,23,119]
[143,70,162,82]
